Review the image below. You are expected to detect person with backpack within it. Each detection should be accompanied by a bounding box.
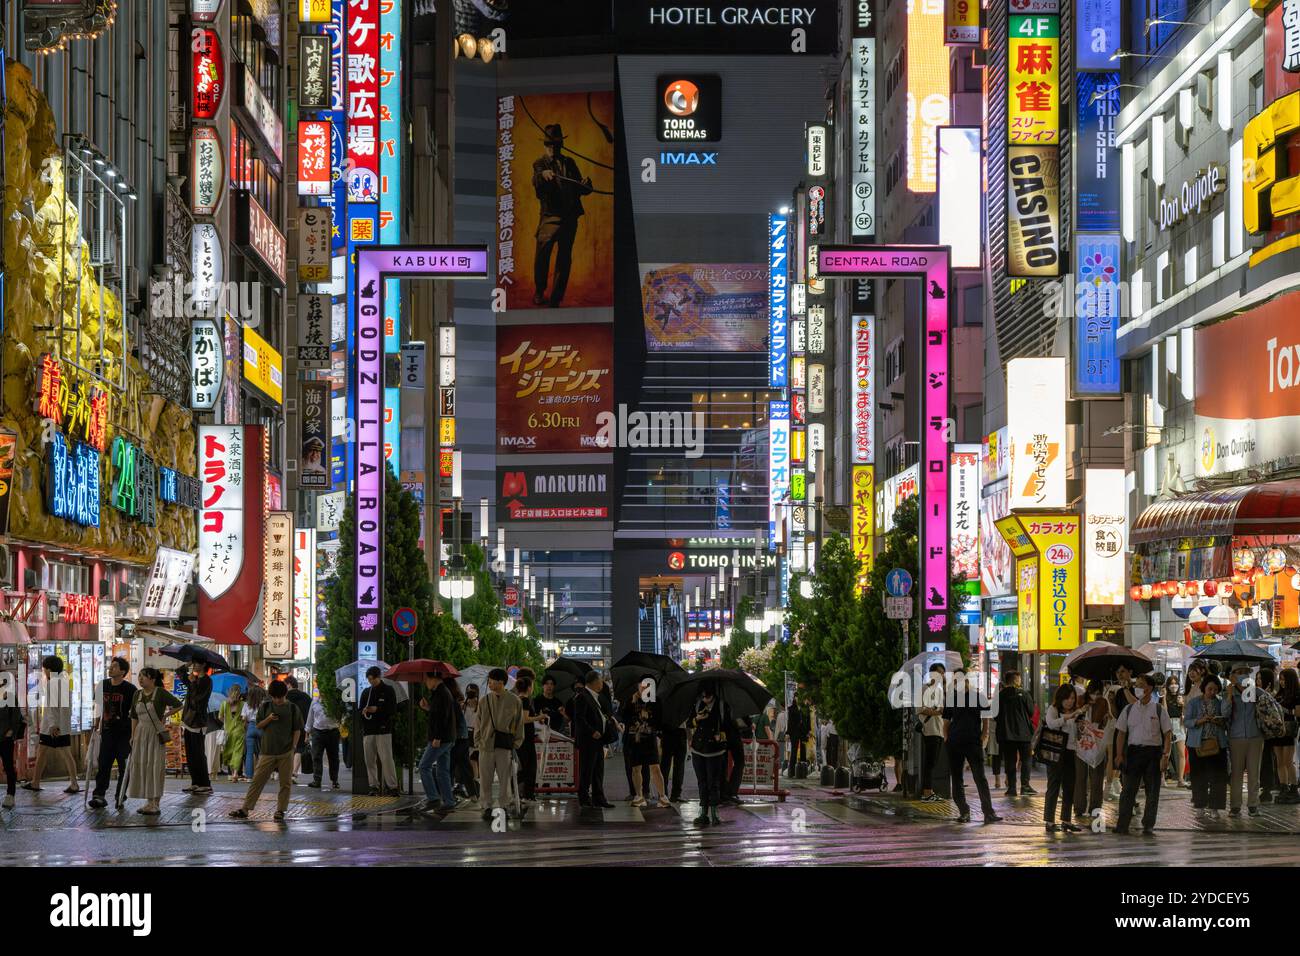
[1224,664,1268,817]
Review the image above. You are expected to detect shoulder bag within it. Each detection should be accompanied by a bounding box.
[1196,700,1222,756]
[1032,720,1068,765]
[487,695,515,750]
[141,692,170,746]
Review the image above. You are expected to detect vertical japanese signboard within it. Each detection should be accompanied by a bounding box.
[851,314,874,464]
[264,512,294,659]
[850,8,877,241]
[768,213,788,388]
[768,401,790,548]
[852,465,875,586]
[300,380,331,490]
[1008,14,1059,145]
[190,318,224,410]
[1007,357,1067,509]
[294,528,317,661]
[345,0,380,204]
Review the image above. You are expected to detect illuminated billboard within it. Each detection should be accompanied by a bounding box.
[1006,145,1062,277]
[639,263,767,351]
[1084,468,1126,606]
[907,0,950,192]
[1008,13,1060,146]
[1007,357,1067,510]
[938,126,982,268]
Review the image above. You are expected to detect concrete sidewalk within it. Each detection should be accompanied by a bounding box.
[1,767,411,830]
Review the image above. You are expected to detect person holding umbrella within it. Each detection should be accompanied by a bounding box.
[688,681,728,826]
[624,678,670,809]
[179,664,214,796]
[418,666,460,814]
[358,666,399,796]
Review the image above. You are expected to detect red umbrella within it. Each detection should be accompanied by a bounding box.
[383,658,460,681]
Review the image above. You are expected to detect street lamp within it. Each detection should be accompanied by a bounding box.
[439,553,476,601]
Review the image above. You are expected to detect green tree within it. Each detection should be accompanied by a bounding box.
[790,535,863,711]
[826,496,970,756]
[444,542,545,675]
[720,594,759,670]
[317,467,474,734]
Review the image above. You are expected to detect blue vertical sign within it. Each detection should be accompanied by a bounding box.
[768,213,788,388]
[1077,73,1120,233]
[716,478,731,529]
[768,401,790,548]
[1076,0,1121,69]
[1075,233,1122,395]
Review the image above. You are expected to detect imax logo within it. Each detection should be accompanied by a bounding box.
[499,436,538,448]
[659,151,717,165]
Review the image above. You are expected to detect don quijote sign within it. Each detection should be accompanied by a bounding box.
[1158,164,1225,231]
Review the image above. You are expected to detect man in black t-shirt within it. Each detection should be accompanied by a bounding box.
[536,676,566,735]
[943,670,1002,825]
[89,657,136,809]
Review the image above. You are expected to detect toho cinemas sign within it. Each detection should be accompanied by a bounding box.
[665,549,778,571]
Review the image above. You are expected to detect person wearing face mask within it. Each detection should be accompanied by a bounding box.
[1184,674,1228,819]
[1113,673,1172,835]
[1073,680,1111,821]
[1224,664,1265,817]
[1164,676,1186,788]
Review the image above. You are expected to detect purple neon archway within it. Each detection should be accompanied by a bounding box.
[817,245,952,637]
[352,246,488,651]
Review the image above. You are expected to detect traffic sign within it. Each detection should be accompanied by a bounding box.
[885,596,913,620]
[392,606,418,637]
[885,568,913,598]
[504,585,519,608]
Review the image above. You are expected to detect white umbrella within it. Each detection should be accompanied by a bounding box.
[455,663,513,694]
[1137,640,1192,670]
[333,660,409,703]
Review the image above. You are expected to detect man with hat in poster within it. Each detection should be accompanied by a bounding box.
[531,123,593,308]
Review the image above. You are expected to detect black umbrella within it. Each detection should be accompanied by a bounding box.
[543,658,595,697]
[159,643,230,673]
[611,650,685,703]
[543,667,583,705]
[231,668,263,685]
[1193,639,1274,664]
[1064,642,1152,681]
[659,669,776,729]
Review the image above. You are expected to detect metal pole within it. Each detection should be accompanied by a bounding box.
[408,634,416,795]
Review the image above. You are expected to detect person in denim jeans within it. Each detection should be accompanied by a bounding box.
[1224,665,1265,817]
[242,685,267,779]
[417,669,458,815]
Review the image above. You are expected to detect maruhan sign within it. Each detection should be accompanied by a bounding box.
[1158,164,1225,231]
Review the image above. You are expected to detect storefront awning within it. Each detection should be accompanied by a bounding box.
[1131,479,1300,546]
[134,624,216,645]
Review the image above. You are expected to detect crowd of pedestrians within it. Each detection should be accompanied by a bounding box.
[912,656,1300,835]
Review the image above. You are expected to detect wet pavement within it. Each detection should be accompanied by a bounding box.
[3,760,1299,866]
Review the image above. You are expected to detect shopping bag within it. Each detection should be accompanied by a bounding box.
[1076,721,1107,769]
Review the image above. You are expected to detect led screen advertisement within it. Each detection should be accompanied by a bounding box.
[1075,232,1121,395]
[639,263,766,351]
[907,0,950,193]
[496,323,614,453]
[496,89,615,311]
[1076,73,1120,233]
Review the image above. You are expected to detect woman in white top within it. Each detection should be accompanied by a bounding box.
[1043,683,1085,832]
[24,656,78,794]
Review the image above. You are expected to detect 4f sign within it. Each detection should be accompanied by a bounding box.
[807,124,827,177]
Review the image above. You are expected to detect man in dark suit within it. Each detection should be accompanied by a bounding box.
[572,670,615,809]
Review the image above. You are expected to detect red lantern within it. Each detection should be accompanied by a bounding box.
[1130,585,1144,602]
[1203,580,1218,597]
[1186,581,1198,596]
[1140,584,1153,601]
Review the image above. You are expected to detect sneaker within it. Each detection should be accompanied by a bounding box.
[332,782,341,790]
[191,786,213,795]
[273,810,286,821]
[1208,809,1221,820]
[1248,806,1261,817]
[983,813,1003,824]
[307,781,322,789]
[181,786,197,793]
[1229,807,1241,816]
[1260,791,1274,804]
[368,787,380,797]
[956,812,971,823]
[1061,822,1083,832]
[631,796,647,807]
[657,797,672,808]
[1,795,13,810]
[1021,785,1038,795]
[1142,826,1155,834]
[228,809,249,819]
[87,797,108,809]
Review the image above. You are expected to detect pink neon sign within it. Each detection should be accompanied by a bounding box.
[352,247,488,648]
[818,245,951,634]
